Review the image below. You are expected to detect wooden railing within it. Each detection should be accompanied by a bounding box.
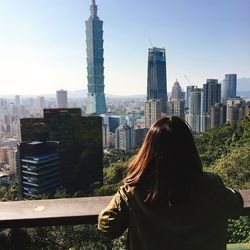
[0,190,249,228]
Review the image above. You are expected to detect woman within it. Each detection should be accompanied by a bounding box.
[98,116,243,250]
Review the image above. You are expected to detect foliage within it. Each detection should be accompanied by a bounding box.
[209,144,250,189]
[200,117,250,243]
[26,225,112,250]
[103,148,136,168]
[0,177,20,202]
[195,117,250,166]
[93,160,129,196]
[228,217,250,243]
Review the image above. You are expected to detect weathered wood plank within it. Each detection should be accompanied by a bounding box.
[0,189,249,228]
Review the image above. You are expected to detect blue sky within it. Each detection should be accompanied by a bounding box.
[0,0,249,95]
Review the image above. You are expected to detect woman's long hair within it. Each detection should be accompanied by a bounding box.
[124,116,203,204]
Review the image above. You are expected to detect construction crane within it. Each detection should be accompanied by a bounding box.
[149,38,154,48]
[184,74,191,85]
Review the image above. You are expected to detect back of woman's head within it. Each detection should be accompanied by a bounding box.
[125,116,203,203]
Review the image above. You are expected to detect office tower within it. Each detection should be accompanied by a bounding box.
[210,103,226,128]
[145,99,162,128]
[86,0,107,115]
[115,124,131,151]
[171,80,184,100]
[226,98,246,123]
[203,79,221,114]
[20,108,103,194]
[147,47,167,113]
[18,141,60,198]
[37,96,46,113]
[186,86,195,109]
[15,95,21,106]
[222,74,237,105]
[202,79,221,131]
[186,88,203,133]
[56,90,68,108]
[167,99,185,120]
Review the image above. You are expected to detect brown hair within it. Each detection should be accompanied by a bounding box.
[125,116,203,204]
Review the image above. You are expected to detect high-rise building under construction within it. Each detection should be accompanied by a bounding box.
[147,47,167,113]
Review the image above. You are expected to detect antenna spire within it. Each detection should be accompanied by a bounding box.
[90,0,98,18]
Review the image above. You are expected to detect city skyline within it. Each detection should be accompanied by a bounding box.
[0,0,249,95]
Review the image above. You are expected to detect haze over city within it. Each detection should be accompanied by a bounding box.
[0,0,249,95]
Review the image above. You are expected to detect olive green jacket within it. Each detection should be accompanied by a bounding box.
[98,173,243,250]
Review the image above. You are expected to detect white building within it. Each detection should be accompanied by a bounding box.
[56,90,68,109]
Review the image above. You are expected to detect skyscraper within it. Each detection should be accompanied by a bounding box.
[86,0,107,115]
[203,79,221,114]
[222,74,237,105]
[186,85,196,109]
[186,87,203,133]
[171,80,184,100]
[202,79,221,131]
[56,90,68,109]
[147,47,167,113]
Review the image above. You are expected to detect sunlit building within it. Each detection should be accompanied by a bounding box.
[186,87,204,133]
[222,74,237,105]
[226,98,246,123]
[86,0,107,115]
[210,103,226,128]
[167,99,185,120]
[145,99,162,128]
[186,85,195,110]
[171,80,185,101]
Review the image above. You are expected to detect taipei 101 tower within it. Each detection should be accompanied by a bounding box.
[86,0,107,115]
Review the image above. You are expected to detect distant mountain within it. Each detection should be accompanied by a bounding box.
[1,78,248,100]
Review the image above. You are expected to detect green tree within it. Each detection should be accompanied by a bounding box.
[210,144,250,189]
